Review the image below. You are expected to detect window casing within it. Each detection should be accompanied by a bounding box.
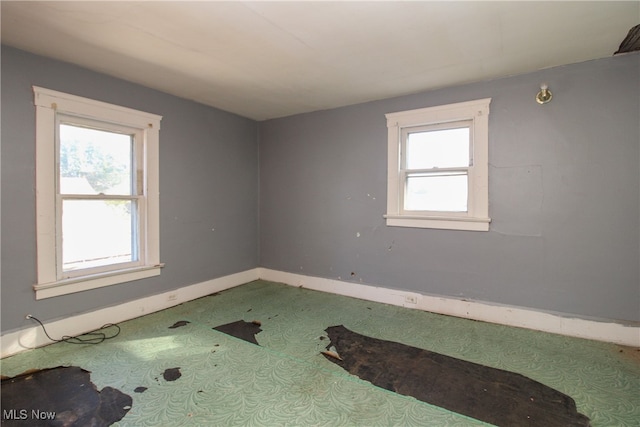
[34,86,162,299]
[385,99,491,231]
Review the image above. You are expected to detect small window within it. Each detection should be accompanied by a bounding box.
[385,99,491,231]
[34,87,163,299]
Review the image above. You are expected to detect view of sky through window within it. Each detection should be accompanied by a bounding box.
[404,126,470,212]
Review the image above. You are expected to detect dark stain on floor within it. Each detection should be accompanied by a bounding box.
[168,320,190,329]
[162,367,181,381]
[323,325,591,427]
[1,366,131,427]
[213,320,262,345]
[134,386,148,393]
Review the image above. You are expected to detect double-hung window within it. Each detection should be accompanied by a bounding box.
[385,99,491,231]
[34,87,162,299]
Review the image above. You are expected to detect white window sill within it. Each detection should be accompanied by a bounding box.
[384,214,490,231]
[34,264,164,300]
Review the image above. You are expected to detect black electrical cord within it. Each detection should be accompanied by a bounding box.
[27,315,121,345]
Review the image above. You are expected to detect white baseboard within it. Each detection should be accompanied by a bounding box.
[258,268,640,347]
[1,268,260,358]
[3,267,637,359]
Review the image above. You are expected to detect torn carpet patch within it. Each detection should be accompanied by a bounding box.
[1,366,131,427]
[323,325,590,427]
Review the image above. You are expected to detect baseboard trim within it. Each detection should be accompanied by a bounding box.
[258,268,640,347]
[3,267,637,358]
[1,268,260,358]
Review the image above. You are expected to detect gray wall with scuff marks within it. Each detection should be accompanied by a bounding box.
[2,45,638,335]
[1,46,259,332]
[259,53,640,322]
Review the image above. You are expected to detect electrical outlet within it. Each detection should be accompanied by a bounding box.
[405,295,418,304]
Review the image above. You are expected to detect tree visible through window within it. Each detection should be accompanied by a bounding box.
[58,123,139,273]
[34,86,162,299]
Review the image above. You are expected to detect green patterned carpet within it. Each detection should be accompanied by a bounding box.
[2,280,639,426]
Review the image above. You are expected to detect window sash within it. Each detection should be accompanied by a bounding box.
[56,114,143,195]
[54,115,146,280]
[399,120,473,215]
[401,169,470,214]
[400,120,473,169]
[57,195,144,279]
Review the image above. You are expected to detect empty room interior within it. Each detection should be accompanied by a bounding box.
[1,2,639,426]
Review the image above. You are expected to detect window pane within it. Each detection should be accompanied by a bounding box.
[405,173,468,212]
[406,127,469,169]
[62,199,137,271]
[59,124,133,195]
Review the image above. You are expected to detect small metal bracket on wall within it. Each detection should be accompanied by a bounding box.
[536,83,552,105]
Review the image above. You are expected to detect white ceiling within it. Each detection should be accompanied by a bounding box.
[2,1,638,121]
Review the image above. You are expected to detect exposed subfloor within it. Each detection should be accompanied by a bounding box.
[2,280,639,426]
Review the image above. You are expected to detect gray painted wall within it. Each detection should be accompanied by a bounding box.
[2,46,638,336]
[1,46,259,332]
[260,53,640,323]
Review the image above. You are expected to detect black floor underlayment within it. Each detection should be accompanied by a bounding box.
[1,366,131,427]
[213,320,263,345]
[211,320,592,426]
[168,320,191,329]
[323,325,591,427]
[162,367,182,381]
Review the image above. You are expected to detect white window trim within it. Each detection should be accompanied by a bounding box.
[384,98,491,231]
[33,86,163,299]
